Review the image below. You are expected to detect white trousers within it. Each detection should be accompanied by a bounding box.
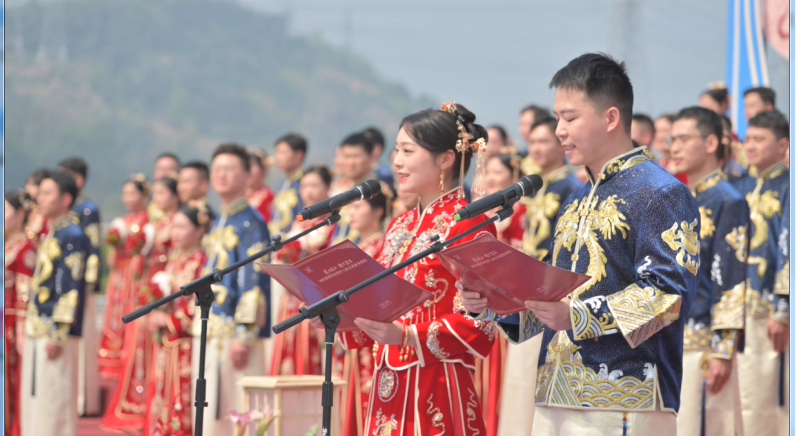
[21,337,78,436]
[76,293,101,416]
[532,402,676,436]
[736,316,790,436]
[676,351,743,436]
[497,334,542,436]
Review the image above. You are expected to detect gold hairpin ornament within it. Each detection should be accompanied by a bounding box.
[188,199,210,226]
[471,138,488,197]
[442,101,482,200]
[18,190,33,211]
[707,81,727,91]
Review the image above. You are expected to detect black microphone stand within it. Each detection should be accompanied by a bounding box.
[272,206,516,436]
[121,212,341,436]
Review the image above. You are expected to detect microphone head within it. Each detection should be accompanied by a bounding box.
[358,179,383,199]
[518,174,544,197]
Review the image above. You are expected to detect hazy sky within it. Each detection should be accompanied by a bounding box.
[242,0,789,143]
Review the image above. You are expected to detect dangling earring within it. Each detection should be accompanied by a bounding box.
[439,170,445,194]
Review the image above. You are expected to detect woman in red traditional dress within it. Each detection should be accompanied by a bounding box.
[102,175,168,430]
[270,165,337,376]
[98,175,151,380]
[146,175,180,280]
[247,148,275,223]
[339,103,497,436]
[23,169,52,245]
[4,190,36,436]
[142,201,212,436]
[470,153,527,436]
[342,185,392,436]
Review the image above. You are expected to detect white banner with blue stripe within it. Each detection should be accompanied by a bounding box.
[726,0,771,139]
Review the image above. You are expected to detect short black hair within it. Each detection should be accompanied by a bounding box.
[58,157,88,179]
[632,113,656,137]
[748,110,789,140]
[43,172,79,207]
[362,127,385,148]
[212,142,251,172]
[530,117,559,140]
[181,161,210,181]
[549,52,634,133]
[744,87,776,107]
[28,168,53,186]
[274,133,308,155]
[674,106,726,161]
[520,104,552,120]
[340,133,374,155]
[156,152,181,166]
[303,164,333,187]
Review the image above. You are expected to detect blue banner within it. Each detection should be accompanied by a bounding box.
[726,0,770,139]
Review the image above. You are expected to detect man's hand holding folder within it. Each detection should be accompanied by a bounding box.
[439,233,590,329]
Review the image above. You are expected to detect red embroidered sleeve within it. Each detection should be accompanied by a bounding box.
[412,313,496,365]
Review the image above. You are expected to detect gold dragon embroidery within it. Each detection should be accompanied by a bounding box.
[552,195,630,295]
[661,219,700,276]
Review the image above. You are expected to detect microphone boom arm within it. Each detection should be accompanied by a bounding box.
[121,211,341,436]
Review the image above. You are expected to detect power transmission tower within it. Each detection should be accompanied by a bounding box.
[612,0,652,112]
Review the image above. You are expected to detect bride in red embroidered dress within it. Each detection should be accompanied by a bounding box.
[101,176,158,431]
[270,165,337,376]
[143,201,212,436]
[98,176,152,379]
[339,103,497,436]
[5,190,36,436]
[247,148,275,223]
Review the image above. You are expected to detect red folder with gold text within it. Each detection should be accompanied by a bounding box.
[258,240,433,331]
[437,233,590,316]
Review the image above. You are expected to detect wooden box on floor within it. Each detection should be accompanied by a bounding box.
[236,375,347,436]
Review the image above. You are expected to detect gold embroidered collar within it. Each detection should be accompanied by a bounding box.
[752,162,787,181]
[587,146,651,184]
[690,169,726,196]
[50,215,73,232]
[543,165,572,184]
[416,188,459,217]
[287,169,305,184]
[223,198,250,218]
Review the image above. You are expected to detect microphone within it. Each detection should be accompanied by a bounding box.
[454,175,543,221]
[298,179,383,221]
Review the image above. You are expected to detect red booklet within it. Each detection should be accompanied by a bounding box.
[437,233,590,316]
[258,240,433,332]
